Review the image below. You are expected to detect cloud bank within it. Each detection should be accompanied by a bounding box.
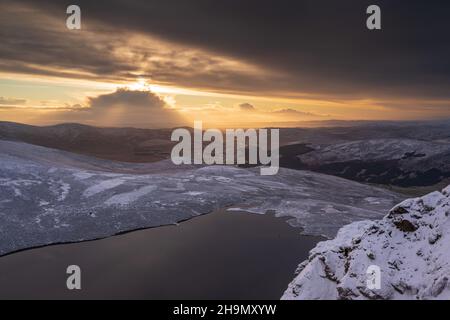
[0,97,27,106]
[82,89,186,127]
[0,0,449,120]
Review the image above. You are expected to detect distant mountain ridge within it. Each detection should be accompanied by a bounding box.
[0,121,176,163]
[2,121,450,187]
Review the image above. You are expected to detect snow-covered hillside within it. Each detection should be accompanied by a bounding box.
[297,139,450,186]
[299,139,450,165]
[0,140,403,256]
[282,186,450,300]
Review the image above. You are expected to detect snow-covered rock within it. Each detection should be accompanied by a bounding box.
[282,186,450,300]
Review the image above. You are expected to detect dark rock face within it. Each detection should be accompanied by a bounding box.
[394,220,418,232]
[390,206,409,215]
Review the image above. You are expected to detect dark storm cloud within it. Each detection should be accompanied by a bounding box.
[0,1,276,94]
[3,0,450,101]
[0,3,138,82]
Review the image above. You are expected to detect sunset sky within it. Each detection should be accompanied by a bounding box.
[0,0,449,128]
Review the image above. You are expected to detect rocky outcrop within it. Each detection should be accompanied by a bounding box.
[282,186,450,300]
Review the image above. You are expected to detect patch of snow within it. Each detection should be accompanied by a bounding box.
[365,197,382,205]
[104,185,157,206]
[57,180,70,201]
[183,191,206,196]
[82,178,126,198]
[39,200,50,207]
[73,172,95,180]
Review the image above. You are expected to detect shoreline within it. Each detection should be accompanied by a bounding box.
[0,209,323,300]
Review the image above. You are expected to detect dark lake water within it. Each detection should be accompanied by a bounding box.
[0,210,322,300]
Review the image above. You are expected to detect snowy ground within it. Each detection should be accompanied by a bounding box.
[0,140,403,256]
[299,139,450,165]
[282,185,450,300]
[297,139,450,186]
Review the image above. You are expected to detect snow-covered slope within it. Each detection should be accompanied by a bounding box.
[0,140,403,256]
[282,186,450,300]
[298,139,450,186]
[299,139,450,164]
